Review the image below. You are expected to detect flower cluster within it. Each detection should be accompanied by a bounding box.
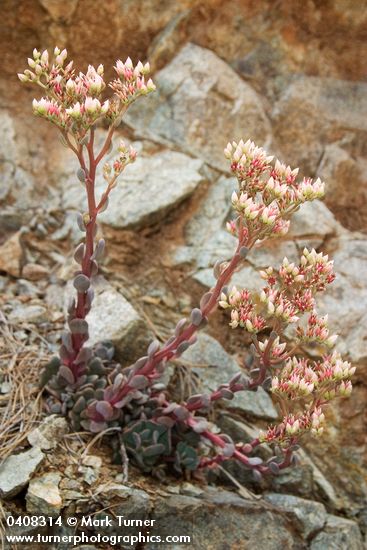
[296,312,338,347]
[260,407,326,443]
[225,140,325,241]
[110,57,156,103]
[220,248,336,336]
[219,287,266,332]
[19,48,155,137]
[258,350,354,445]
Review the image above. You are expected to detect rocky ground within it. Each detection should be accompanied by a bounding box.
[0,1,367,549]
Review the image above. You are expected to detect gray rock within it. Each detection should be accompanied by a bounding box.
[97,483,151,522]
[288,200,344,240]
[298,449,341,510]
[246,240,299,269]
[8,303,48,324]
[78,455,102,486]
[148,9,191,70]
[85,277,148,361]
[62,149,206,230]
[27,415,68,451]
[0,110,59,232]
[150,488,299,549]
[194,264,261,292]
[318,235,367,363]
[317,144,367,232]
[0,447,44,498]
[270,460,315,500]
[26,472,62,518]
[264,493,327,539]
[185,175,235,246]
[310,514,363,550]
[272,76,367,175]
[125,43,272,172]
[181,333,278,420]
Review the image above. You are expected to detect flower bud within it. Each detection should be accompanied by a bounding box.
[18,73,28,82]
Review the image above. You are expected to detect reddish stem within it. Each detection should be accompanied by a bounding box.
[110,235,249,405]
[62,128,105,379]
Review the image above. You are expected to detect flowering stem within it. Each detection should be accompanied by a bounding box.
[110,235,250,405]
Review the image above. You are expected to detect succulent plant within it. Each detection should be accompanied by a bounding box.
[122,419,172,473]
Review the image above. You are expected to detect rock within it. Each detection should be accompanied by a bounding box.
[288,200,343,240]
[16,278,43,297]
[0,110,58,232]
[317,144,367,232]
[298,449,341,510]
[318,235,367,363]
[62,149,206,230]
[38,0,78,22]
[26,472,62,518]
[150,488,299,549]
[125,43,272,171]
[97,483,151,521]
[184,175,235,247]
[148,9,191,70]
[0,447,44,498]
[0,231,24,277]
[193,264,260,292]
[22,263,49,281]
[264,493,327,539]
[85,277,148,361]
[310,514,363,550]
[78,455,102,485]
[181,333,278,420]
[272,76,367,175]
[27,415,68,451]
[270,460,315,500]
[8,303,48,324]
[180,482,204,497]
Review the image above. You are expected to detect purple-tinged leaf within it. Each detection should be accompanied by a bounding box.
[74,243,85,264]
[59,365,75,385]
[73,274,90,292]
[76,212,86,232]
[69,318,89,334]
[95,400,114,420]
[129,375,149,390]
[190,308,203,326]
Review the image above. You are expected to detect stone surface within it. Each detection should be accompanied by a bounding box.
[27,415,68,451]
[22,263,49,281]
[264,493,327,539]
[318,235,367,363]
[85,277,148,361]
[272,76,367,175]
[125,43,272,171]
[288,200,344,240]
[0,231,24,277]
[0,447,44,498]
[181,333,278,420]
[150,488,299,549]
[8,303,48,325]
[310,514,363,550]
[96,483,151,521]
[26,472,62,518]
[0,110,59,233]
[62,148,206,230]
[318,144,367,232]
